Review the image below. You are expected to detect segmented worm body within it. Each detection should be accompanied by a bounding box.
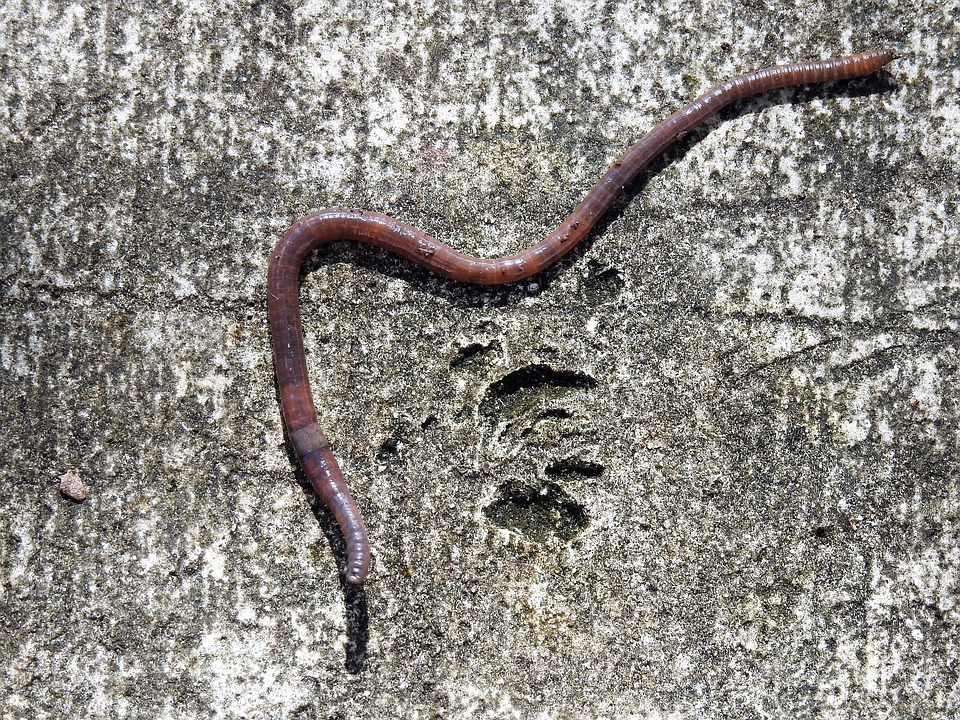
[268,48,894,584]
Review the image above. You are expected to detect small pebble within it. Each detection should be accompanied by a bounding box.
[59,471,88,502]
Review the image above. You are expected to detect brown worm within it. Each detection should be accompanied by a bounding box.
[268,48,894,584]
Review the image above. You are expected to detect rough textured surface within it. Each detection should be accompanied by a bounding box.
[1,1,958,718]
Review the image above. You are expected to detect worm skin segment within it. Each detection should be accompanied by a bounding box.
[267,49,894,585]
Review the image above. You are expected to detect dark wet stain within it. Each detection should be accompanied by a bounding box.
[546,457,605,478]
[376,436,401,463]
[581,260,623,306]
[450,339,500,369]
[479,364,596,419]
[483,480,588,542]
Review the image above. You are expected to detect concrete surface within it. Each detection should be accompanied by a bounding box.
[1,0,958,718]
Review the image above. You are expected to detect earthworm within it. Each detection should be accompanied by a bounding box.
[268,48,894,584]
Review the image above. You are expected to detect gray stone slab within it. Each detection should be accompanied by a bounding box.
[1,1,957,718]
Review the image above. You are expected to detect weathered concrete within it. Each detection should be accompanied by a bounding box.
[1,1,957,717]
